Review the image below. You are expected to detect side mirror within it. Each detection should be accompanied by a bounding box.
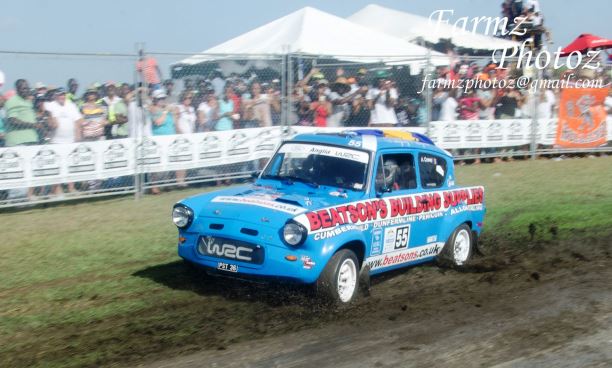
[251,171,261,179]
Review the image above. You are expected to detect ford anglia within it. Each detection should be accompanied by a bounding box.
[173,130,485,304]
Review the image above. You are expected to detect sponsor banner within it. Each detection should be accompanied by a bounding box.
[0,139,135,190]
[0,128,283,190]
[2,120,610,190]
[429,118,612,149]
[294,186,485,233]
[365,242,444,270]
[137,127,282,173]
[211,195,306,215]
[295,121,612,149]
[556,88,609,148]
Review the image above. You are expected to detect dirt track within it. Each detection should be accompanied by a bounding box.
[134,234,612,368]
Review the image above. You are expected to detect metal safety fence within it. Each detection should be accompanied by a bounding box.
[0,49,610,208]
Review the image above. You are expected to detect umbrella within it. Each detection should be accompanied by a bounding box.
[560,33,612,57]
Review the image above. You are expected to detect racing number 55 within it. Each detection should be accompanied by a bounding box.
[395,226,409,249]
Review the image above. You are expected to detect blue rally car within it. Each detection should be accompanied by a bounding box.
[173,130,485,304]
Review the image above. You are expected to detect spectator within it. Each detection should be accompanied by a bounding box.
[4,79,39,147]
[66,78,80,106]
[183,78,195,93]
[125,86,151,139]
[34,82,48,97]
[175,91,195,187]
[242,81,272,128]
[328,77,352,127]
[46,88,83,144]
[395,97,411,126]
[102,83,128,139]
[164,79,178,105]
[216,83,236,131]
[79,88,107,141]
[439,89,458,121]
[211,71,225,97]
[268,79,282,125]
[34,94,56,144]
[367,73,398,127]
[176,91,196,134]
[149,89,177,136]
[148,89,177,194]
[356,68,368,86]
[136,51,162,90]
[477,84,495,120]
[294,87,313,126]
[310,80,332,127]
[46,87,83,196]
[432,85,447,122]
[458,89,480,120]
[193,79,210,108]
[494,87,524,119]
[197,93,219,132]
[346,93,370,127]
[536,86,555,119]
[228,82,242,116]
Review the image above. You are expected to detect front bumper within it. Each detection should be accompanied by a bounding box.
[178,226,323,284]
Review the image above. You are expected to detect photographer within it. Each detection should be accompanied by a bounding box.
[367,71,398,127]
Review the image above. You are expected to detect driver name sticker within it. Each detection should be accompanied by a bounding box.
[279,143,369,164]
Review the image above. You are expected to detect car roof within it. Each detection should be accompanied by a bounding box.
[290,130,452,158]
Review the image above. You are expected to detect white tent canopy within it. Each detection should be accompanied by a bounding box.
[348,4,519,52]
[179,6,447,70]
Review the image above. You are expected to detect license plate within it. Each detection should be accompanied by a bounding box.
[217,262,238,273]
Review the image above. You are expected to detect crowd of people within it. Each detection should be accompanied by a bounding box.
[0,49,610,200]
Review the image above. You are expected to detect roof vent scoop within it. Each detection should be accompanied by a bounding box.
[349,129,435,146]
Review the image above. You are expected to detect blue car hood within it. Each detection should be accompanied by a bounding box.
[179,182,364,225]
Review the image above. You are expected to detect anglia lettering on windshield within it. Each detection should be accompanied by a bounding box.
[279,143,369,164]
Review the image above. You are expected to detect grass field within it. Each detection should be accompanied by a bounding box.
[0,156,611,367]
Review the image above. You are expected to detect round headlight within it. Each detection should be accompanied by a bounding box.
[172,205,193,228]
[283,222,306,246]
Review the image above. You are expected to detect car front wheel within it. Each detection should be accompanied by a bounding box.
[316,249,360,304]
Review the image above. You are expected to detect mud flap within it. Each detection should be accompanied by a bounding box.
[359,264,371,297]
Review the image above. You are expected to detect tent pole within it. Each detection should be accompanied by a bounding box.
[425,49,432,135]
[286,51,293,131]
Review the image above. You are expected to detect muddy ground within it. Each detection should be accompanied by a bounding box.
[135,234,612,368]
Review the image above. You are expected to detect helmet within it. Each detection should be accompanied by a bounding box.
[375,158,400,191]
[383,159,400,188]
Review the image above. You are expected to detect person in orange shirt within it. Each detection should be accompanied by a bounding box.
[136,50,162,90]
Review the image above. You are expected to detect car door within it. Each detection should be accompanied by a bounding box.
[369,150,430,265]
[414,151,450,247]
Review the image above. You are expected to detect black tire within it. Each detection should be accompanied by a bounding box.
[437,224,473,268]
[316,249,360,305]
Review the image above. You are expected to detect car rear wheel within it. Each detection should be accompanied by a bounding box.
[438,224,473,267]
[316,249,360,305]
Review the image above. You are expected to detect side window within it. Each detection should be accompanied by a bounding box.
[375,153,416,193]
[419,153,447,189]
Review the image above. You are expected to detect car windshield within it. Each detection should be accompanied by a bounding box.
[262,142,370,191]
